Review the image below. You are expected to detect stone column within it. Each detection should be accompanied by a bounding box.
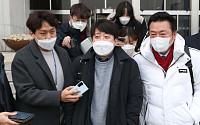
[71,0,79,6]
[132,0,140,18]
[191,0,199,35]
[0,0,28,51]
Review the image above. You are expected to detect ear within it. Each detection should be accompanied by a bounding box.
[172,30,178,41]
[69,15,72,20]
[173,30,178,38]
[30,30,35,39]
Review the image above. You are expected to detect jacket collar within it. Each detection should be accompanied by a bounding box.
[81,46,130,61]
[29,40,68,89]
[140,33,189,63]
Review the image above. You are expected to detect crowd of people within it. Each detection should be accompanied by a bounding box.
[1,1,200,125]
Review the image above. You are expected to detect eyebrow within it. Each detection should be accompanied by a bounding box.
[94,33,100,35]
[39,28,55,32]
[150,30,167,33]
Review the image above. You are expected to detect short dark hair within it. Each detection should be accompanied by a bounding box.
[112,1,136,24]
[118,27,140,52]
[91,19,118,39]
[148,12,177,32]
[70,3,91,19]
[26,11,58,34]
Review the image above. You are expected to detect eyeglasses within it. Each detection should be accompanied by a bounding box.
[72,16,88,23]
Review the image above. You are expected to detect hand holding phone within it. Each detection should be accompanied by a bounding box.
[70,81,89,95]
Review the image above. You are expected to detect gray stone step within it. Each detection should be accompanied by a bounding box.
[1,52,16,98]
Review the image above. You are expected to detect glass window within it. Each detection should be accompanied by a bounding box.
[166,0,190,10]
[178,16,190,37]
[80,0,104,9]
[55,14,69,26]
[90,14,109,24]
[199,16,200,32]
[141,0,164,10]
[107,0,131,9]
[51,0,71,10]
[143,15,190,37]
[30,0,50,10]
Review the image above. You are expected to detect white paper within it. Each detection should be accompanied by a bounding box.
[80,37,93,54]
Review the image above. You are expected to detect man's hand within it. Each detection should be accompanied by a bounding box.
[0,112,19,125]
[62,36,71,48]
[61,86,82,103]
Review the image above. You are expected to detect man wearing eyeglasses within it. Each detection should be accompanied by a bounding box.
[56,3,91,61]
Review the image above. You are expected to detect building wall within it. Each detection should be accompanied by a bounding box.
[0,0,29,51]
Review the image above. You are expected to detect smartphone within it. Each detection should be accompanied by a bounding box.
[70,38,76,48]
[118,36,126,42]
[70,81,89,95]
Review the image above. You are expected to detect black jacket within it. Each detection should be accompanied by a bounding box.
[12,40,73,125]
[56,22,87,61]
[185,33,200,50]
[0,53,15,112]
[64,47,143,125]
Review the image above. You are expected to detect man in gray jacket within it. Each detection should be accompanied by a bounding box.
[12,11,81,125]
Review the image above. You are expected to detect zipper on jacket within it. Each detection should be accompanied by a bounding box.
[163,53,185,78]
[168,53,184,70]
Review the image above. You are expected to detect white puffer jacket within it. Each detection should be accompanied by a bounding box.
[134,34,200,125]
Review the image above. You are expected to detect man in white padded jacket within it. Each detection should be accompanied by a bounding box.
[134,12,200,125]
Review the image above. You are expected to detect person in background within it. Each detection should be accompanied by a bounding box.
[117,27,140,57]
[134,12,200,125]
[185,33,200,50]
[0,53,18,125]
[12,11,81,125]
[64,19,143,125]
[56,3,91,61]
[110,1,147,43]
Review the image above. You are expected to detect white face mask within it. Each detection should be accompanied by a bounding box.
[35,36,57,50]
[150,36,173,53]
[119,17,130,25]
[93,41,114,56]
[122,44,135,57]
[72,21,87,32]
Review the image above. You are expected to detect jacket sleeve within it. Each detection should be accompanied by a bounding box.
[11,55,61,107]
[64,57,80,125]
[189,50,200,124]
[126,60,143,125]
[56,26,65,47]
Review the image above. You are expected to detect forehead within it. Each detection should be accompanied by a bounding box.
[72,15,86,19]
[124,8,128,13]
[149,21,172,32]
[94,28,109,35]
[38,21,55,31]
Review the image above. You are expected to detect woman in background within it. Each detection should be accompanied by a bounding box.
[117,27,140,57]
[111,1,147,42]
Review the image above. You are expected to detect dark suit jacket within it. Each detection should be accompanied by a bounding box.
[185,33,200,50]
[65,47,143,125]
[0,53,15,112]
[12,40,73,125]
